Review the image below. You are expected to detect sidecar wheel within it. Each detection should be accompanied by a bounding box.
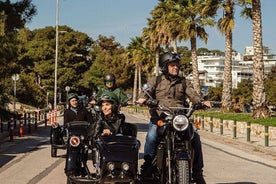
[51,145,57,157]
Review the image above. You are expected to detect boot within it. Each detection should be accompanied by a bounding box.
[140,155,154,179]
[192,172,206,184]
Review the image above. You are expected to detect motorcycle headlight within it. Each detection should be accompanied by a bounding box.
[106,162,115,171]
[69,136,80,147]
[173,115,189,131]
[121,162,130,171]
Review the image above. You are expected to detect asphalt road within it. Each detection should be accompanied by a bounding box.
[0,112,275,184]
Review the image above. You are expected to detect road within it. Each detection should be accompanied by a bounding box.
[0,112,276,184]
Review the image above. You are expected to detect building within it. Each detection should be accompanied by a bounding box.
[194,46,276,89]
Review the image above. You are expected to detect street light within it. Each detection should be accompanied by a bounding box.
[65,86,70,109]
[12,73,19,124]
[54,0,59,110]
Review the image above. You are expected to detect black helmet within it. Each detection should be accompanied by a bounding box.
[104,73,116,83]
[98,91,119,113]
[67,93,79,101]
[159,52,181,73]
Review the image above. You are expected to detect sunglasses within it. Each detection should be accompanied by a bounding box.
[105,81,114,85]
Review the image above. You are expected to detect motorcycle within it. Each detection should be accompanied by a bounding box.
[140,84,206,184]
[65,120,140,184]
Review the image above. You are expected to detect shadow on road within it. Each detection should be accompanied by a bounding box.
[133,122,148,132]
[216,182,256,184]
[0,126,51,168]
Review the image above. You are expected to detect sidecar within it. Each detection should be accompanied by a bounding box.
[94,132,141,183]
[50,124,67,157]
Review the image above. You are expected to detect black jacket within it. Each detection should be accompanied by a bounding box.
[92,113,125,138]
[63,105,93,125]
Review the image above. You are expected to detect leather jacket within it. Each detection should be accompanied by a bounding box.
[93,113,126,138]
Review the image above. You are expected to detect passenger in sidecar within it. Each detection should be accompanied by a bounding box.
[50,93,93,157]
[89,91,140,183]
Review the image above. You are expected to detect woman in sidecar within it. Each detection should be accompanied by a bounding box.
[88,91,140,183]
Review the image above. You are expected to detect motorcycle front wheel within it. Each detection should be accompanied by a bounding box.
[176,160,190,184]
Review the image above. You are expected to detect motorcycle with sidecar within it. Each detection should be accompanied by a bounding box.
[50,123,67,157]
[64,120,140,184]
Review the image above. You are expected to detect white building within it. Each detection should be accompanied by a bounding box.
[240,46,276,74]
[195,46,276,89]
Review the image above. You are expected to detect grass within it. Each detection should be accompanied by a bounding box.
[125,106,276,127]
[194,111,276,127]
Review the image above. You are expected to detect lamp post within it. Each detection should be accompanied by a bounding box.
[65,86,70,109]
[54,0,59,110]
[46,92,49,108]
[12,74,19,122]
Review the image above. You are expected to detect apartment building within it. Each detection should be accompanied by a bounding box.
[195,46,276,89]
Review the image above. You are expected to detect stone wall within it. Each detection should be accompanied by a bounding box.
[195,116,276,141]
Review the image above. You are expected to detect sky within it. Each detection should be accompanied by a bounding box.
[17,0,276,54]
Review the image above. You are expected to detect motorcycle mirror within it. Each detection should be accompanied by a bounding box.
[142,83,150,91]
[127,93,132,99]
[94,105,101,111]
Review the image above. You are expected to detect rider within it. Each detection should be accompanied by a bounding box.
[91,73,130,106]
[136,51,210,184]
[64,93,93,125]
[91,91,128,138]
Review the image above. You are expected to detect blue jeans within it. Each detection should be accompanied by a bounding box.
[144,118,158,159]
[143,117,204,173]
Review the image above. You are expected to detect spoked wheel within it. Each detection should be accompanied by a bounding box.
[51,145,57,157]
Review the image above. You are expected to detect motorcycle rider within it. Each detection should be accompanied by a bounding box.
[91,91,127,138]
[90,73,130,106]
[64,93,93,125]
[136,51,210,184]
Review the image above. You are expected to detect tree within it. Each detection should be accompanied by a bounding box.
[18,26,93,105]
[0,0,36,106]
[81,35,133,94]
[251,0,270,118]
[217,0,235,112]
[265,66,276,106]
[151,0,219,95]
[127,37,153,102]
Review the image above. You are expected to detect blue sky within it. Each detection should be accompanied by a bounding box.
[22,0,276,54]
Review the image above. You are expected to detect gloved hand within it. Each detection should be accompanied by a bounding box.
[146,99,159,108]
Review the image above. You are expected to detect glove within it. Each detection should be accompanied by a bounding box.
[146,99,159,108]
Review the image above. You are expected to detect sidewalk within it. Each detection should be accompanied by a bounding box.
[0,115,63,153]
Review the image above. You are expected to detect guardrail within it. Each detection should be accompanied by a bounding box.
[0,109,59,142]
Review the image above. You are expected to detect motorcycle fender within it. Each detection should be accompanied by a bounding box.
[175,148,189,160]
[157,125,166,137]
[65,149,81,173]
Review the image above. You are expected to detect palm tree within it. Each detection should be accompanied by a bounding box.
[127,37,153,102]
[217,0,235,112]
[251,0,270,118]
[142,20,161,77]
[145,0,218,95]
[171,0,218,95]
